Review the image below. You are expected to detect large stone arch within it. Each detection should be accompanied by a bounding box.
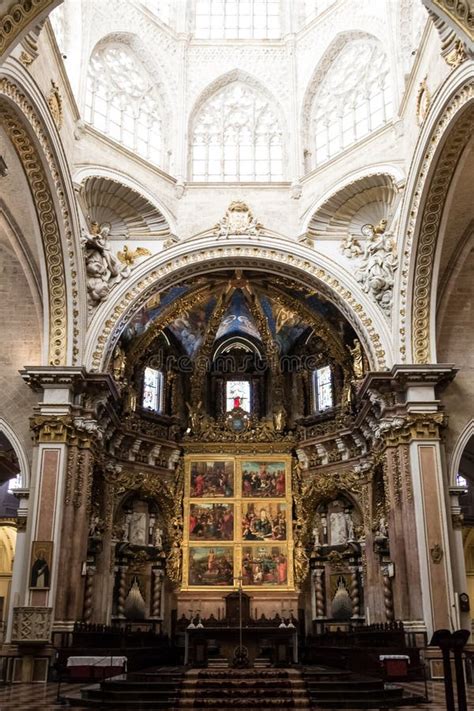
[0,416,30,489]
[396,62,474,364]
[0,61,84,365]
[84,236,393,374]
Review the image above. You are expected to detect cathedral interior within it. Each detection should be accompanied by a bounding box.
[0,0,473,707]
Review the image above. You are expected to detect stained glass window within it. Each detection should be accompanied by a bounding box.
[308,38,392,169]
[191,82,284,181]
[195,0,280,39]
[226,381,251,412]
[85,43,163,166]
[312,366,333,412]
[143,367,164,413]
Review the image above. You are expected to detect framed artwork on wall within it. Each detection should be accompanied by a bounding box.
[189,502,235,541]
[241,461,286,497]
[29,541,53,589]
[189,460,234,497]
[188,546,234,586]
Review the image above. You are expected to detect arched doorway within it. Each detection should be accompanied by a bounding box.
[0,431,20,641]
[458,435,474,629]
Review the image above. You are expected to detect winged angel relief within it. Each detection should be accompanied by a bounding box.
[82,221,151,309]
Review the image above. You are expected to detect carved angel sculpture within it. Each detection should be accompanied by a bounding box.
[82,222,130,308]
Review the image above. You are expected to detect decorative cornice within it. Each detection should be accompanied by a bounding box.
[0,0,57,59]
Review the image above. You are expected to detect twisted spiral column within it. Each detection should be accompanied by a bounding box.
[117,565,127,618]
[350,566,360,618]
[382,566,394,621]
[314,568,325,618]
[151,568,164,618]
[83,566,95,622]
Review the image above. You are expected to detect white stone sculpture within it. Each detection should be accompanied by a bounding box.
[129,512,147,545]
[330,511,348,545]
[341,234,363,259]
[345,511,355,541]
[154,526,164,550]
[354,224,398,314]
[215,201,263,239]
[312,524,321,549]
[82,222,131,308]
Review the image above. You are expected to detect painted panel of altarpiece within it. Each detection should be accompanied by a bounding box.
[183,455,293,591]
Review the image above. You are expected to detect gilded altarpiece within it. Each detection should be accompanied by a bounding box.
[182,455,294,592]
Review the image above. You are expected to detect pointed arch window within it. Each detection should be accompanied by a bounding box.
[312,365,333,413]
[143,367,164,413]
[309,38,393,169]
[191,82,284,181]
[85,43,163,166]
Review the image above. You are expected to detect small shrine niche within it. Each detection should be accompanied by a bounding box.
[310,496,364,628]
[118,497,165,549]
[112,496,166,625]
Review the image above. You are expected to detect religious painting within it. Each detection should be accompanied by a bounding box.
[188,546,234,586]
[30,541,53,589]
[189,503,234,541]
[241,461,286,497]
[241,502,287,541]
[241,546,288,586]
[190,460,234,497]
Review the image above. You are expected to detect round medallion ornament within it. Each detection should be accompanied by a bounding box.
[226,407,250,434]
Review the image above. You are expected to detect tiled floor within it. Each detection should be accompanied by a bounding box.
[0,678,472,709]
[400,679,474,710]
[0,682,88,710]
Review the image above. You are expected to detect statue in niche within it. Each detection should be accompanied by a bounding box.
[122,513,132,542]
[345,510,355,541]
[129,512,147,545]
[153,526,164,550]
[112,344,126,383]
[349,339,364,379]
[355,222,398,313]
[82,222,131,308]
[312,523,321,549]
[376,516,388,539]
[329,509,348,545]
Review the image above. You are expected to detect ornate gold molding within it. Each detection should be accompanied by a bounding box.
[411,103,474,363]
[47,79,62,129]
[0,0,54,57]
[431,1,474,41]
[92,249,387,374]
[0,78,79,364]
